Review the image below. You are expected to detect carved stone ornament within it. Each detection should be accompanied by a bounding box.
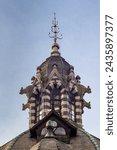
[76,84,91,98]
[81,99,91,114]
[36,69,42,84]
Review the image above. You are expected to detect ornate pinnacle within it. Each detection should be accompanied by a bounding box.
[49,13,63,43]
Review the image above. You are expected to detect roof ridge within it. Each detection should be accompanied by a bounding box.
[78,128,100,150]
[5,130,29,150]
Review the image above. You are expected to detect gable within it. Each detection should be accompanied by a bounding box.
[30,111,77,143]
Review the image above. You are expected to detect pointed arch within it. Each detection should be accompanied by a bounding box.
[47,82,63,115]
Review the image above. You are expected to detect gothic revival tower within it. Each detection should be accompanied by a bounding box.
[0,14,100,150]
[20,14,91,129]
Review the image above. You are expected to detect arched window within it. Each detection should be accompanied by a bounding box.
[50,87,61,114]
[69,102,75,121]
[38,101,45,120]
[51,87,61,100]
[36,103,43,120]
[39,108,43,120]
[69,92,75,121]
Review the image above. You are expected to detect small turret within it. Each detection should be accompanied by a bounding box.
[19,14,91,129]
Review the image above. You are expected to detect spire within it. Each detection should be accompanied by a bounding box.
[49,13,63,56]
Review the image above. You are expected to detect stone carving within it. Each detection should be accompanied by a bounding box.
[22,103,30,110]
[53,64,57,69]
[31,75,43,93]
[76,84,91,98]
[36,84,42,92]
[31,76,36,84]
[36,69,42,84]
[76,75,81,84]
[68,80,75,91]
[19,85,34,110]
[35,69,43,92]
[81,99,91,114]
[82,99,91,109]
[68,66,76,82]
[67,67,77,91]
[68,73,91,97]
[49,64,61,80]
[49,80,54,89]
[56,80,62,88]
[19,73,43,111]
[19,85,34,99]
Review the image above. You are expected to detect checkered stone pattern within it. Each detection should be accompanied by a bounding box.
[29,85,83,128]
[39,89,51,119]
[70,84,82,125]
[29,97,36,128]
[75,95,82,126]
[61,88,70,120]
[20,48,91,129]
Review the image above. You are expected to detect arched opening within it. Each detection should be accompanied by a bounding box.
[69,102,75,121]
[50,86,61,114]
[69,92,75,121]
[41,128,47,136]
[54,127,66,135]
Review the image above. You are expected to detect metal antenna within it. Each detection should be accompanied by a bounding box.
[49,13,63,43]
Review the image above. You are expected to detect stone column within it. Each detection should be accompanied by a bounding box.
[29,97,36,128]
[75,95,82,126]
[40,89,51,119]
[61,88,69,120]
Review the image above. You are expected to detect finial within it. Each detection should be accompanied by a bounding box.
[49,13,63,43]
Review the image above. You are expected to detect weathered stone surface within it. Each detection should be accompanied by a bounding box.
[0,129,100,150]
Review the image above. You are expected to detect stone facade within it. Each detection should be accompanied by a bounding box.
[19,43,91,128]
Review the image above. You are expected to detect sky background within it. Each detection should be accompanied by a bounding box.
[0,0,99,146]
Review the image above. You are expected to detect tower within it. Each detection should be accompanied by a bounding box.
[19,13,91,129]
[0,14,99,150]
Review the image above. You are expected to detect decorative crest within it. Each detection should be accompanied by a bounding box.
[49,13,63,43]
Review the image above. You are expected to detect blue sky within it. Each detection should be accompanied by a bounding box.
[0,0,99,146]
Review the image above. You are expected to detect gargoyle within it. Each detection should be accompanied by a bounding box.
[77,84,91,98]
[22,103,30,111]
[19,85,34,99]
[81,99,91,114]
[19,85,36,111]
